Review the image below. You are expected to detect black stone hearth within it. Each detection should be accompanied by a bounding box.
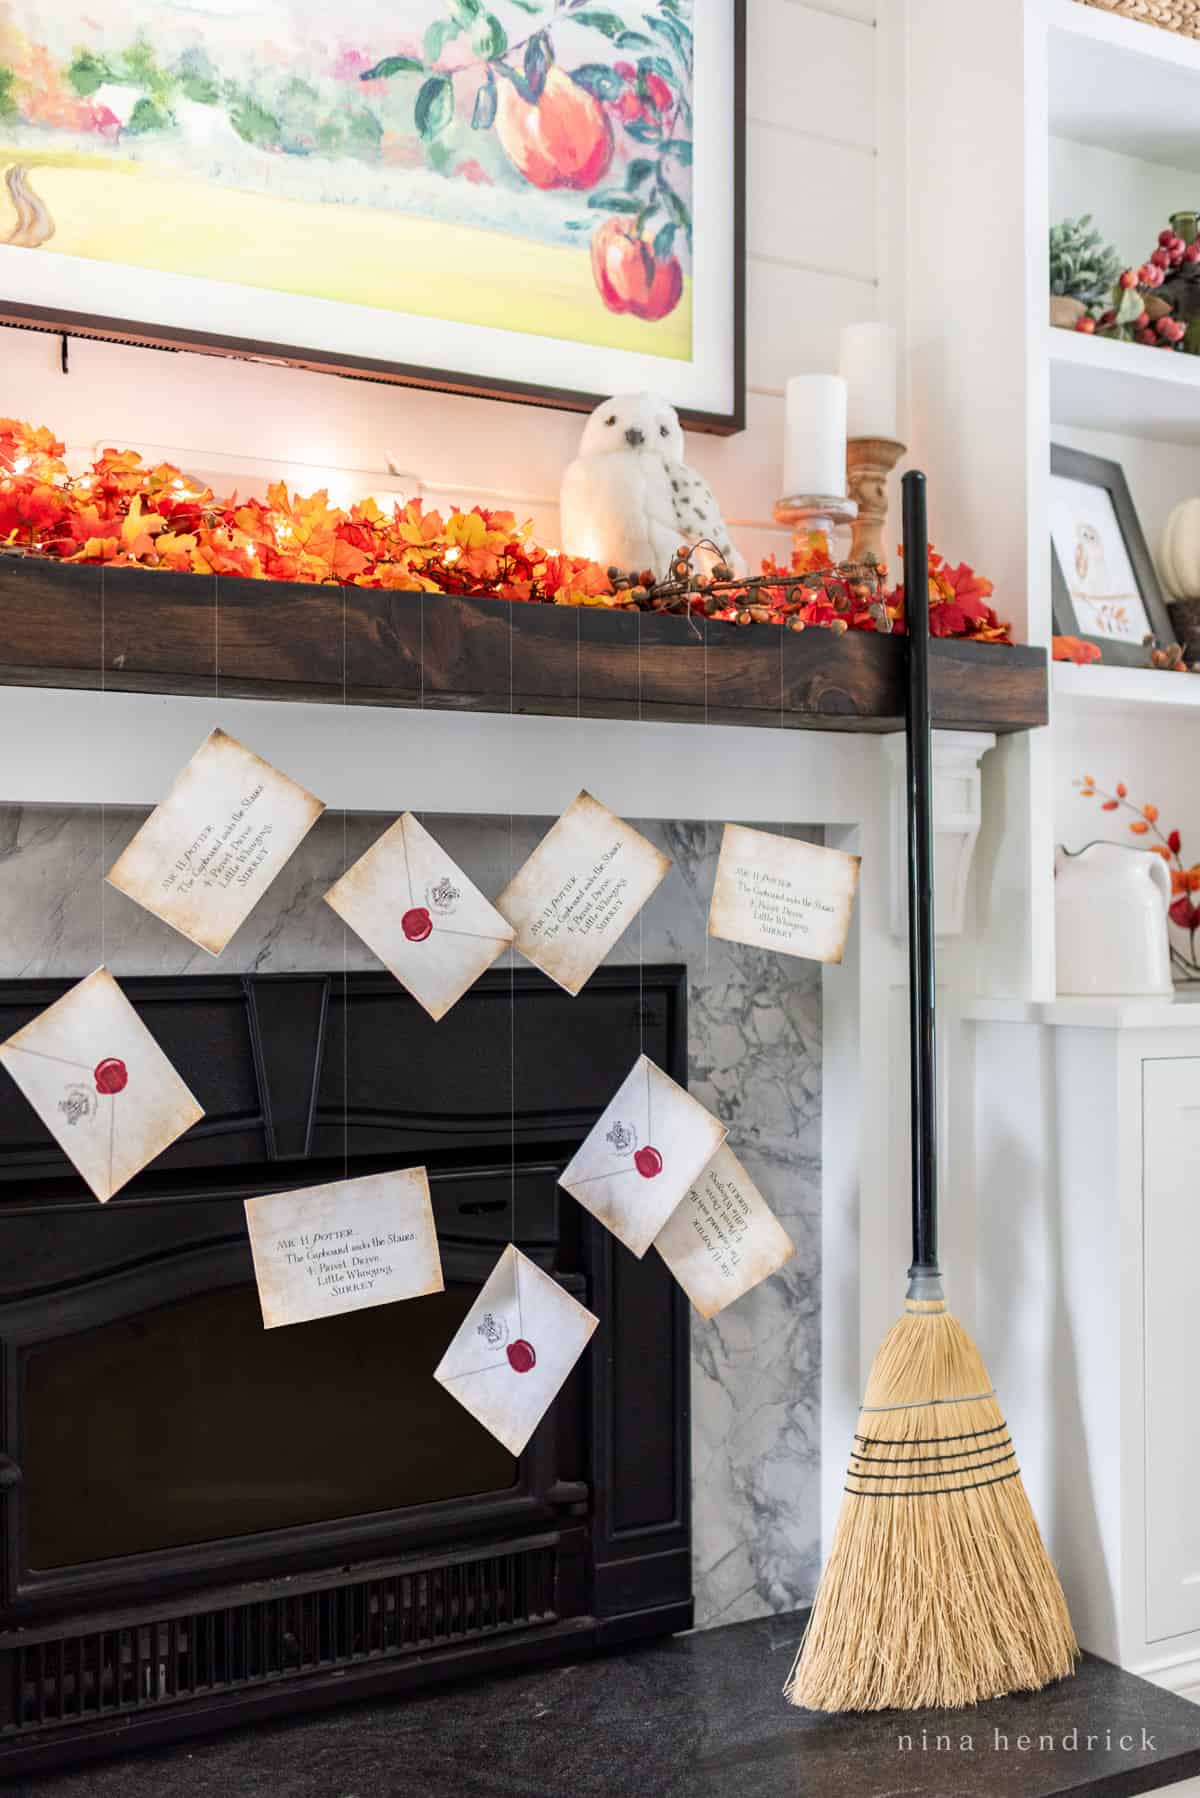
[8,1611,1200,1798]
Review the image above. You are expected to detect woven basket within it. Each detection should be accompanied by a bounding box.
[1075,0,1200,39]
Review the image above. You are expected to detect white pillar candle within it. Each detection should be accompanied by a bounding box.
[782,374,847,498]
[839,322,898,441]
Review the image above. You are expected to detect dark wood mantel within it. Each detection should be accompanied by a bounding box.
[0,557,1048,734]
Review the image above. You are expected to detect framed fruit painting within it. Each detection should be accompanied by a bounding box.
[0,0,745,431]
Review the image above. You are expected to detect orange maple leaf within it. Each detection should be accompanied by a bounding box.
[1052,635,1101,664]
[119,495,166,560]
[65,534,120,563]
[395,500,446,547]
[326,537,371,582]
[155,532,198,570]
[0,479,65,539]
[360,563,442,592]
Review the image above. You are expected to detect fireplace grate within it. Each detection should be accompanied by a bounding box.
[1,1542,558,1735]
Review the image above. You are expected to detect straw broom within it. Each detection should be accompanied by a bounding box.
[785,471,1078,1713]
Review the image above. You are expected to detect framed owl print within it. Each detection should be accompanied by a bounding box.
[0,0,745,432]
[1050,445,1172,666]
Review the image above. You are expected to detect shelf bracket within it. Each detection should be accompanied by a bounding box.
[882,729,996,938]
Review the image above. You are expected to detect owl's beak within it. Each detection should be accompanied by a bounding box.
[625,428,645,448]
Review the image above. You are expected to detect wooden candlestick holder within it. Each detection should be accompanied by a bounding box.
[846,437,906,569]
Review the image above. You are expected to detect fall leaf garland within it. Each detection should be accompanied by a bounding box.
[0,420,617,606]
[0,418,1009,642]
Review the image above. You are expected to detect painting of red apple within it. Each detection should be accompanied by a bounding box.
[494,64,614,193]
[359,1,696,332]
[0,0,741,425]
[591,216,683,322]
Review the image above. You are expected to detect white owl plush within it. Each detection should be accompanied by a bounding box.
[559,392,745,583]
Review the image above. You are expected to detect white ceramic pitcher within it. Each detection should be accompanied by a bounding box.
[1055,841,1173,997]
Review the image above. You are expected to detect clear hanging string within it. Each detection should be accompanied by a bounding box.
[509,597,516,1255]
[703,598,709,979]
[342,583,349,1181]
[99,566,107,971]
[637,608,644,1064]
[418,587,425,835]
[780,617,789,841]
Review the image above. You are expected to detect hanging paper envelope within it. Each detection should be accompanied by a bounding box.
[106,727,325,957]
[496,791,671,996]
[654,1143,796,1319]
[323,813,514,1022]
[558,1054,728,1259]
[0,967,204,1203]
[244,1167,443,1329]
[434,1244,598,1457]
[707,823,861,965]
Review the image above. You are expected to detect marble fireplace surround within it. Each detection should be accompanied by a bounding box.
[0,687,999,1635]
[0,801,820,1631]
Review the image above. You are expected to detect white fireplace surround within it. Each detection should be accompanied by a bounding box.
[0,686,997,1560]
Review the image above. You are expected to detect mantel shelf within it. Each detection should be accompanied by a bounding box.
[0,559,1048,737]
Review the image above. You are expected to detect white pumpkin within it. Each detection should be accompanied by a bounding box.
[1160,497,1200,601]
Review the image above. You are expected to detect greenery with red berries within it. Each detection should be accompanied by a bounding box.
[1073,211,1200,353]
[1049,215,1123,305]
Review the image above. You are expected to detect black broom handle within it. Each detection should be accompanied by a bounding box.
[903,470,939,1286]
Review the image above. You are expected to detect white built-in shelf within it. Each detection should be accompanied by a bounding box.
[1053,658,1200,715]
[1049,326,1200,446]
[965,990,1200,1029]
[1046,0,1200,171]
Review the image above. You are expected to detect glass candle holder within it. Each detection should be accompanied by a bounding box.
[774,493,859,560]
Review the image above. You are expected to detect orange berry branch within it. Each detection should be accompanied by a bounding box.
[1077,773,1200,977]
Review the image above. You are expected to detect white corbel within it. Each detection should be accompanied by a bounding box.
[882,730,996,938]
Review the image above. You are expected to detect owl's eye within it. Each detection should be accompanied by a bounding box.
[605,415,617,426]
[659,425,669,438]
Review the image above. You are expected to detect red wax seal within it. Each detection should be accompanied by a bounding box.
[506,1339,537,1375]
[94,1058,128,1095]
[402,907,433,943]
[634,1145,663,1179]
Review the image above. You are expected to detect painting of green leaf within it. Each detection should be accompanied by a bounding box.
[0,0,699,358]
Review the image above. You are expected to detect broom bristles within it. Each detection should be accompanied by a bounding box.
[785,1300,1077,1712]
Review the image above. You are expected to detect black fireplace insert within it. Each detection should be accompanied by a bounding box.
[0,967,692,1775]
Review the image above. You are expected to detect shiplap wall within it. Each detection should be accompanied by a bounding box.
[0,0,880,573]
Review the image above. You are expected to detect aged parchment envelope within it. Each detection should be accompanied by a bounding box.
[244,1167,443,1329]
[558,1055,727,1258]
[496,791,671,996]
[707,824,861,964]
[323,813,514,1022]
[434,1244,598,1457]
[0,966,204,1203]
[106,728,325,956]
[654,1143,795,1319]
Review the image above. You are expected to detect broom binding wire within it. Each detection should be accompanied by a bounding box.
[785,1308,1077,1712]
